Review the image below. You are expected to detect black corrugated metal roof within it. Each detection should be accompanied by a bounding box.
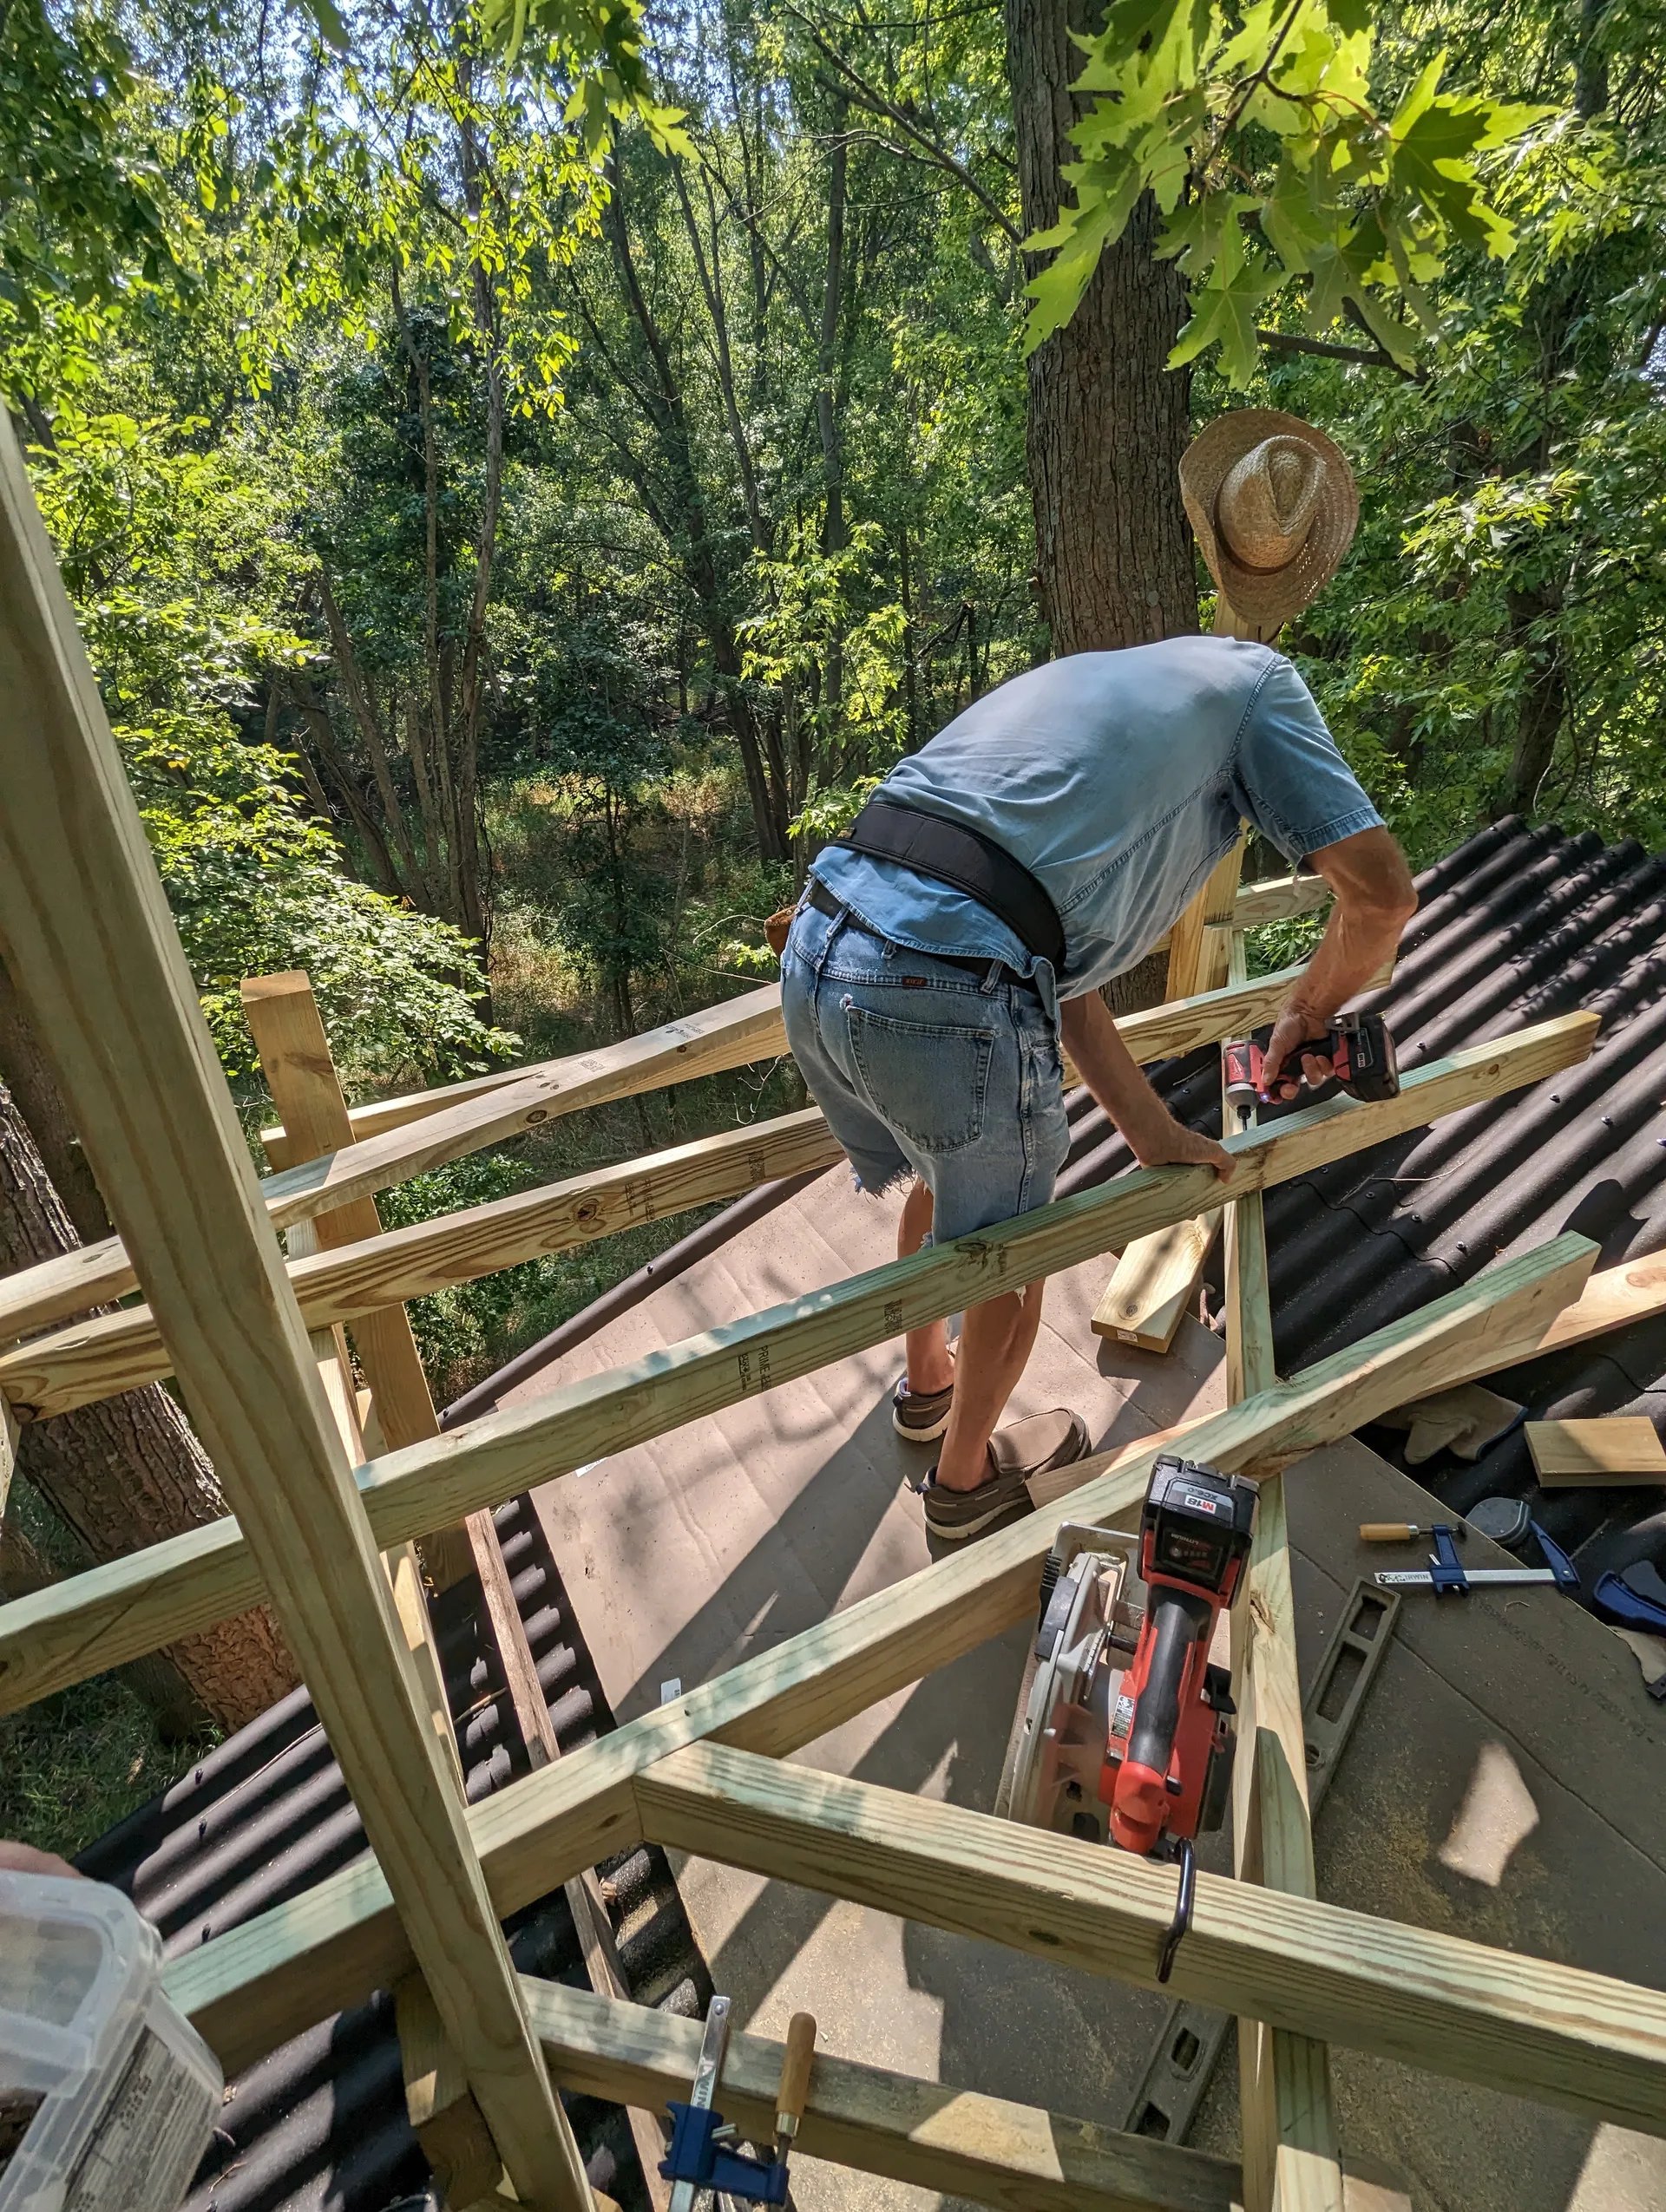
[1057,813,1666,1587]
[76,1491,711,2212]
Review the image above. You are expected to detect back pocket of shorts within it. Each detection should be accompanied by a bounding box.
[844,1002,994,1154]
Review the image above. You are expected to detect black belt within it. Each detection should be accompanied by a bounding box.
[804,878,1031,985]
[827,795,1066,969]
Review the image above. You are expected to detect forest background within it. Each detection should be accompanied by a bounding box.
[2,0,1664,1841]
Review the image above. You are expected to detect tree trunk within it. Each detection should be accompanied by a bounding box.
[0,1078,296,1734]
[1006,0,1197,652]
[600,158,792,864]
[817,125,849,723]
[0,963,110,1245]
[1504,579,1569,814]
[0,1502,207,1741]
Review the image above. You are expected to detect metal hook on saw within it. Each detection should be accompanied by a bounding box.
[1156,1836,1197,1985]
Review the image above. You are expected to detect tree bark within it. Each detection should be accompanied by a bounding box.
[1006,0,1197,652]
[0,1077,296,1734]
[0,962,110,1246]
[817,123,849,723]
[1505,578,1569,813]
[599,157,791,861]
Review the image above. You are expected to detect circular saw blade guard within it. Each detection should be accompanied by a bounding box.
[997,1523,1144,1843]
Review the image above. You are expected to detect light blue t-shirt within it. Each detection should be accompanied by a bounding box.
[810,637,1380,1007]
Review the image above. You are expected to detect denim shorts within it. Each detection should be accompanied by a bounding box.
[780,897,1070,1245]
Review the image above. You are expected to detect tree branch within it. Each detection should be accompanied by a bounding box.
[787,8,1021,245]
[1256,326,1425,381]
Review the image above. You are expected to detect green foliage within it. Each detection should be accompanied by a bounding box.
[130,717,521,1085]
[28,401,515,1091]
[0,0,179,382]
[1025,0,1553,380]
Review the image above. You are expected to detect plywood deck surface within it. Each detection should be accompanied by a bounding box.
[512,1169,1666,2212]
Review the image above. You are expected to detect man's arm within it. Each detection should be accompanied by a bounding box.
[1059,990,1231,1178]
[1260,825,1417,1096]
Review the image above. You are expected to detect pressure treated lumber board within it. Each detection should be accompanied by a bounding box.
[0,952,1346,1350]
[0,1020,1597,1710]
[1094,1214,1220,1351]
[1168,836,1249,1000]
[1027,1236,1595,1514]
[520,1979,1244,2212]
[276,872,1332,1151]
[1526,1417,1666,1484]
[0,1111,847,1419]
[1226,874,1332,933]
[156,1236,1594,2074]
[634,1739,1666,2136]
[1217,944,1341,2212]
[0,411,587,2209]
[241,971,471,1593]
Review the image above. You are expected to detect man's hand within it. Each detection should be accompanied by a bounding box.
[0,1838,79,1879]
[1259,826,1415,1097]
[1130,1116,1233,1180]
[1258,1007,1337,1101]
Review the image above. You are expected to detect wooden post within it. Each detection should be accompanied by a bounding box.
[285,1210,462,1794]
[1219,939,1343,2212]
[0,410,592,2212]
[1101,830,1251,1351]
[240,970,646,2192]
[1110,581,1280,1350]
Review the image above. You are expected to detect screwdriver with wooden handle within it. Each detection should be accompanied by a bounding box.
[773,2012,817,2159]
[1359,1522,1467,1543]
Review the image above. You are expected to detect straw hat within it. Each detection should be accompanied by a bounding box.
[1179,409,1359,635]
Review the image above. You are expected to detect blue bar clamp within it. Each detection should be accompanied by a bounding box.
[661,2099,790,2206]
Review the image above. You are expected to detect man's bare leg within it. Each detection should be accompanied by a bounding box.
[934,1279,1046,1490]
[899,1176,955,1395]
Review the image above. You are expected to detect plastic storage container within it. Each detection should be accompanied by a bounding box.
[0,1872,221,2212]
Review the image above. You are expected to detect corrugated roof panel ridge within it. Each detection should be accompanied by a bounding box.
[75,1491,710,2212]
[1049,814,1666,1595]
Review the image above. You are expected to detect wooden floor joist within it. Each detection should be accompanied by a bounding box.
[0,411,594,2209]
[634,1740,1666,2136]
[0,1018,1597,1712]
[0,947,1354,1352]
[158,1234,1594,2073]
[521,1978,1244,2212]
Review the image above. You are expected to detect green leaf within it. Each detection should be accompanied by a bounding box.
[301,0,350,53]
[1169,256,1282,384]
[1023,196,1125,350]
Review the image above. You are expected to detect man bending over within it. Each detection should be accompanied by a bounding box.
[780,636,1415,1541]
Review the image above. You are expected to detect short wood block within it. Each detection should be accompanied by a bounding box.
[1527,1417,1666,1485]
[1092,1215,1220,1351]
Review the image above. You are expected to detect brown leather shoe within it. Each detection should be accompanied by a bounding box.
[916,1410,1089,1541]
[892,1363,955,1443]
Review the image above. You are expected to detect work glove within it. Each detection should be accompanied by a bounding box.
[1375,1383,1523,1465]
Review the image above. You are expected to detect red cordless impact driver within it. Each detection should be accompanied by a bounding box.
[1223,1008,1399,1109]
[1103,1458,1258,1972]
